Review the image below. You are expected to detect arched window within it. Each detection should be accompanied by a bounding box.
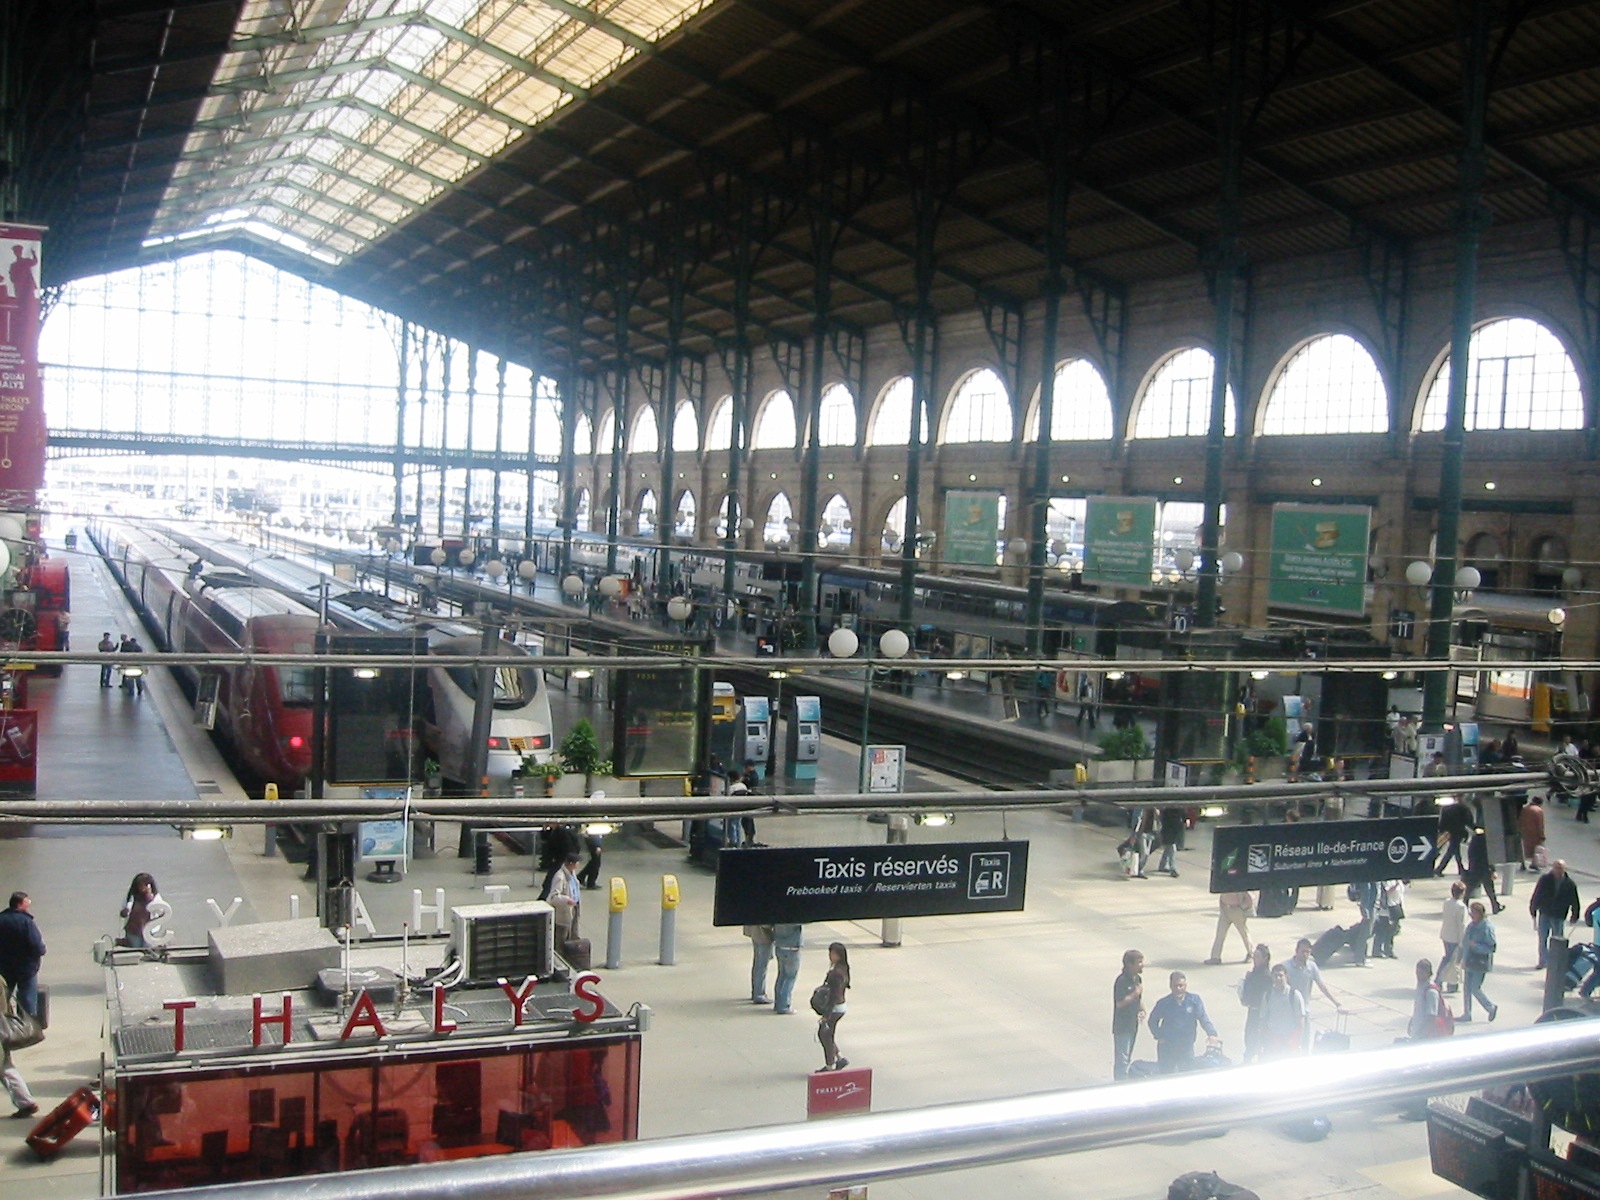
[882,496,907,553]
[1026,360,1114,441]
[706,396,733,451]
[941,368,1012,443]
[764,493,794,546]
[818,384,856,446]
[573,488,591,532]
[573,415,593,456]
[631,407,659,454]
[1530,534,1570,595]
[820,493,852,552]
[675,490,696,536]
[868,377,913,446]
[1463,531,1502,591]
[1132,348,1236,438]
[753,391,796,449]
[635,489,657,536]
[716,493,734,540]
[1417,317,1585,431]
[596,411,616,455]
[672,403,699,451]
[1259,335,1389,435]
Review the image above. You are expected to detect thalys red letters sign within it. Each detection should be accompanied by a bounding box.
[712,841,1028,925]
[0,224,46,506]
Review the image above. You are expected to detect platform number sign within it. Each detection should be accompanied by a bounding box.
[1170,604,1193,634]
[1390,608,1416,641]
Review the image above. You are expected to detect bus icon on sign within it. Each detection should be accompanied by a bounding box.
[968,851,1012,899]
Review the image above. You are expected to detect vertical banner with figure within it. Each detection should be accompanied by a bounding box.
[0,225,45,507]
[941,489,1001,567]
[1267,503,1371,616]
[1082,496,1157,588]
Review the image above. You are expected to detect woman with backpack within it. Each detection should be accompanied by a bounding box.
[812,942,851,1072]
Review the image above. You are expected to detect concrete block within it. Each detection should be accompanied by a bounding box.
[209,918,340,995]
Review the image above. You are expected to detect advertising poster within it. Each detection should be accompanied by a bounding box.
[941,489,1000,567]
[0,224,46,507]
[861,744,906,794]
[1082,496,1156,588]
[1268,503,1371,616]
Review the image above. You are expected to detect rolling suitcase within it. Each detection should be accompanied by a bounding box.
[561,938,592,971]
[26,1086,99,1160]
[1255,886,1298,917]
[1314,1011,1352,1054]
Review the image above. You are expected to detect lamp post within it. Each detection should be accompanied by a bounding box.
[666,594,692,634]
[829,626,910,791]
[561,573,585,608]
[517,558,537,594]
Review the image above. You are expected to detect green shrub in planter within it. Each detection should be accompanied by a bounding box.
[1097,725,1152,761]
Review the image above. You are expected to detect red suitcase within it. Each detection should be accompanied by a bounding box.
[26,1085,99,1159]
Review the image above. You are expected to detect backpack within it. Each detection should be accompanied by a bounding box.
[809,983,833,1016]
[1429,984,1455,1036]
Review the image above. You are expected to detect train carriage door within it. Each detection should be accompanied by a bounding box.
[195,674,220,730]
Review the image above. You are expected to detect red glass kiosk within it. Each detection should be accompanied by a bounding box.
[100,906,642,1193]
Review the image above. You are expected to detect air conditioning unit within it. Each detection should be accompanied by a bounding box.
[449,901,555,983]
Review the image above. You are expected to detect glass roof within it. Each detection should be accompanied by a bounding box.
[144,0,715,264]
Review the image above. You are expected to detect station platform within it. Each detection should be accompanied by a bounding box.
[3,546,1583,1199]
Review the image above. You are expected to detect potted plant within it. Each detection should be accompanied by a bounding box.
[1090,725,1154,783]
[1245,717,1291,780]
[421,757,443,793]
[524,753,566,797]
[558,718,613,794]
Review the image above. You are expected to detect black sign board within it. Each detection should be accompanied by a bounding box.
[326,634,424,785]
[1209,816,1438,893]
[1530,1151,1600,1200]
[1426,1103,1520,1200]
[612,637,712,778]
[712,841,1028,926]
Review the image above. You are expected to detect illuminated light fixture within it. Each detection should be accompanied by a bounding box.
[1484,481,1497,490]
[1549,607,1567,627]
[352,666,380,680]
[945,670,966,681]
[179,826,231,841]
[915,813,954,827]
[584,823,617,837]
[571,667,594,680]
[1381,670,1398,680]
[1436,795,1458,807]
[1250,670,1269,680]
[1105,670,1125,682]
[666,596,693,622]
[827,473,835,480]
[969,474,978,482]
[1199,805,1227,818]
[768,669,790,680]
[288,735,305,749]
[1060,474,1070,483]
[893,473,901,481]
[1173,476,1183,485]
[1311,477,1323,487]
[770,472,778,480]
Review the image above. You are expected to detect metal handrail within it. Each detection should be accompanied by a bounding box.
[126,1020,1600,1200]
[0,771,1546,824]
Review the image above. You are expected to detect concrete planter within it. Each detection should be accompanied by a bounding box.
[1089,758,1155,784]
[1253,757,1288,782]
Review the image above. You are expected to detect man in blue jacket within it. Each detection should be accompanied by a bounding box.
[0,891,46,1017]
[1147,970,1218,1073]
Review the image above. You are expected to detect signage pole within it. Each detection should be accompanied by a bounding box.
[881,815,908,947]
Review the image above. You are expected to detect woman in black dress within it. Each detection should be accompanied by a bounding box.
[816,942,851,1071]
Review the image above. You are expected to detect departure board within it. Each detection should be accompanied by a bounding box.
[612,637,711,778]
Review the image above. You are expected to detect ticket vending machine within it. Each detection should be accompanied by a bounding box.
[737,695,771,770]
[785,695,822,780]
[710,683,739,766]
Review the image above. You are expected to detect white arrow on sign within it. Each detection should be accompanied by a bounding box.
[1388,834,1434,864]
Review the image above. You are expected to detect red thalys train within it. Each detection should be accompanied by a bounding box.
[90,519,316,790]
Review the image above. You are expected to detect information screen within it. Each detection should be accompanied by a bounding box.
[612,638,710,779]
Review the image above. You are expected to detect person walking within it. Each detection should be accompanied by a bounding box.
[1,975,37,1119]
[98,631,118,687]
[814,942,851,1072]
[547,852,583,944]
[1238,944,1273,1064]
[1464,828,1505,914]
[1520,796,1547,871]
[1458,900,1499,1022]
[119,633,147,695]
[1112,949,1145,1080]
[1530,859,1581,970]
[1284,936,1345,1043]
[1259,964,1308,1059]
[772,923,803,1014]
[0,891,45,1018]
[1155,806,1185,877]
[1205,891,1254,964]
[1128,806,1158,879]
[1436,800,1473,876]
[1408,958,1452,1040]
[577,828,604,891]
[744,923,775,1004]
[1371,878,1406,959]
[119,872,165,948]
[1438,879,1468,994]
[1147,971,1219,1073]
[1075,676,1097,731]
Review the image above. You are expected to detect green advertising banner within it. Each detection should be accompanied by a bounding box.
[1082,496,1157,587]
[942,489,1001,567]
[1268,503,1371,616]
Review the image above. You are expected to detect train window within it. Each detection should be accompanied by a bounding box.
[279,667,317,706]
[444,664,542,709]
